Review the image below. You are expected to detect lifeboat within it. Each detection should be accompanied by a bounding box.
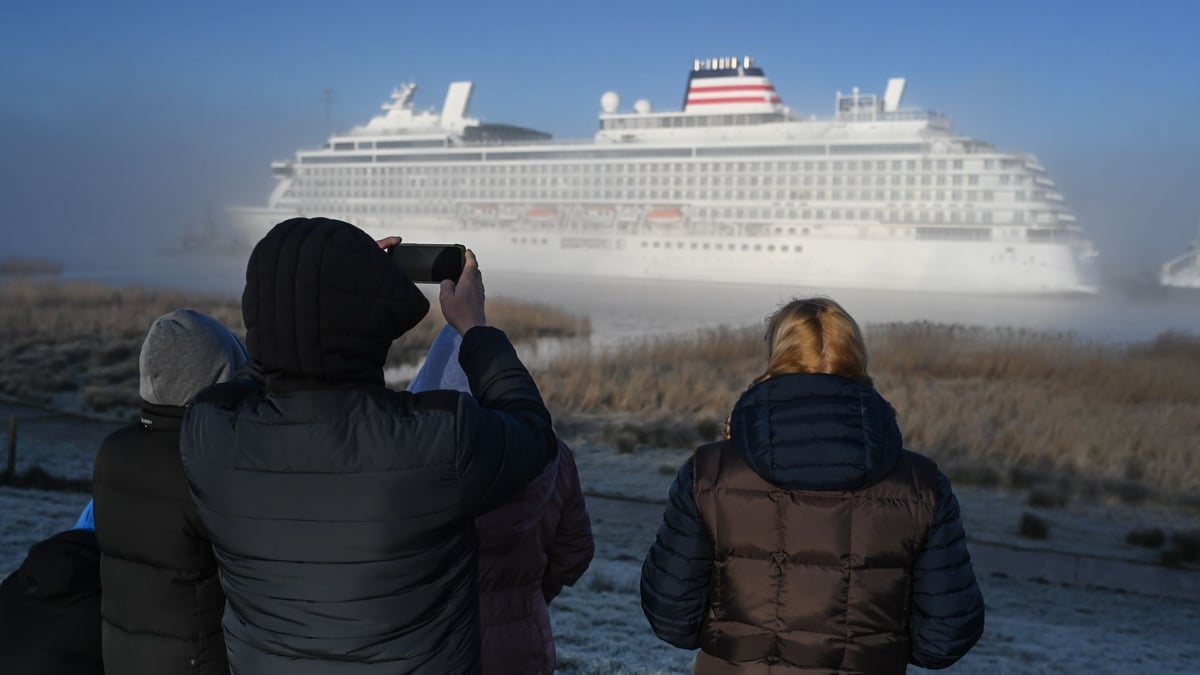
[646,208,683,224]
[527,207,557,220]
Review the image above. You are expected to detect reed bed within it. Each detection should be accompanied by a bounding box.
[534,324,1200,497]
[0,279,588,416]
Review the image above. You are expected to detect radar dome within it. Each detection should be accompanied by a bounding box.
[601,91,620,113]
[634,99,652,114]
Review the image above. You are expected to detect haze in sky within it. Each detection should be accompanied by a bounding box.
[1,0,1197,277]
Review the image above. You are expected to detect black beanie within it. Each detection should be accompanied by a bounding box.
[242,217,430,384]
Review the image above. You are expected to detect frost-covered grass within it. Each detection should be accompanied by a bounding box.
[551,491,1200,674]
[0,487,90,573]
[566,438,1200,568]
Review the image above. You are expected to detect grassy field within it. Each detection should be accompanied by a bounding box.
[0,279,589,416]
[534,323,1200,500]
[4,279,1198,501]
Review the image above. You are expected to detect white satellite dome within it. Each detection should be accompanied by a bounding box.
[600,91,620,113]
[634,99,652,114]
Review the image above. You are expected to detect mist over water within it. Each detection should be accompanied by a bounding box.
[49,246,1200,346]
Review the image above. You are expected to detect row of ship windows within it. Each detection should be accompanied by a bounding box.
[321,201,1047,225]
[642,241,805,252]
[508,237,809,253]
[288,189,1022,204]
[299,174,1027,188]
[298,157,1026,176]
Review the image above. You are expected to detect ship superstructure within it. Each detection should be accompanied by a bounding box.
[233,57,1099,293]
[1161,236,1200,289]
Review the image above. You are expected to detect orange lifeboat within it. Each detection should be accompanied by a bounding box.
[646,208,683,224]
[527,207,557,220]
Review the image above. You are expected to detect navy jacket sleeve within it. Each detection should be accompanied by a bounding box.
[640,457,712,650]
[543,443,595,604]
[909,470,986,669]
[454,325,556,516]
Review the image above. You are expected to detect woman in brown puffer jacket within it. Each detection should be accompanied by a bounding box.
[641,298,985,674]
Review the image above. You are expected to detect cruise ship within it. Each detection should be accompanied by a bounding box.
[231,57,1100,294]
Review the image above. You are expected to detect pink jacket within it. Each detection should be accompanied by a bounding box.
[476,441,594,675]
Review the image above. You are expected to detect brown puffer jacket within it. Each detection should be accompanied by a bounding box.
[642,373,985,674]
[693,443,936,674]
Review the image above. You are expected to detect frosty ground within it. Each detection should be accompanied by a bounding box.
[2,403,1199,673]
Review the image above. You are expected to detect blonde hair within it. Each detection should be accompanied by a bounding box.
[754,297,871,385]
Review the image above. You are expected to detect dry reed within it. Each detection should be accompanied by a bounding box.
[534,323,1200,496]
[0,279,588,416]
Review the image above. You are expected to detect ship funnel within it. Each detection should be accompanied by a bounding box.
[442,81,474,126]
[883,78,906,112]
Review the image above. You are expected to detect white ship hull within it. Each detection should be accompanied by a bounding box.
[233,210,1096,294]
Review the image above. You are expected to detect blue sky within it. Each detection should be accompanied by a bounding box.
[1,0,1198,271]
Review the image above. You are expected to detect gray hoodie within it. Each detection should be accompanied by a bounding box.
[139,309,248,407]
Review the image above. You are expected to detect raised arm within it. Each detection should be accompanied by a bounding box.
[454,325,556,515]
[436,250,556,515]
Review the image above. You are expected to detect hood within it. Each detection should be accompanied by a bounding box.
[243,217,429,385]
[15,529,100,601]
[139,309,248,407]
[728,373,903,491]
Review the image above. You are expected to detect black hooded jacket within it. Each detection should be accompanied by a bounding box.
[0,529,104,675]
[641,374,985,672]
[92,403,228,675]
[181,218,557,675]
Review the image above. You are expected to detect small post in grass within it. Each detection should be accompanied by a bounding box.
[5,416,16,483]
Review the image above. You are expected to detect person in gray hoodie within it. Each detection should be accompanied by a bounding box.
[89,309,247,675]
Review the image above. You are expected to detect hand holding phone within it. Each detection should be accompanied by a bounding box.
[439,249,486,335]
[387,243,466,284]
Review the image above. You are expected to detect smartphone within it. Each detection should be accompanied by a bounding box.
[388,243,466,284]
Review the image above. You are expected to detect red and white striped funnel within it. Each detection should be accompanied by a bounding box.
[683,56,782,113]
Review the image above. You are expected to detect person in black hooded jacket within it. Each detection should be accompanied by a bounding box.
[641,298,985,674]
[90,309,247,675]
[0,528,104,675]
[180,217,557,675]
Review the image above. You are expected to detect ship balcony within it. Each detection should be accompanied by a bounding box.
[1055,213,1078,223]
[1023,159,1046,173]
[1044,192,1065,203]
[1035,176,1056,187]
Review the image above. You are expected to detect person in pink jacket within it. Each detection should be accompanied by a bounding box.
[410,325,595,674]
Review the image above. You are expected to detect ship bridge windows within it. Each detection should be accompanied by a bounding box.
[301,154,374,164]
[828,143,927,155]
[375,139,448,149]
